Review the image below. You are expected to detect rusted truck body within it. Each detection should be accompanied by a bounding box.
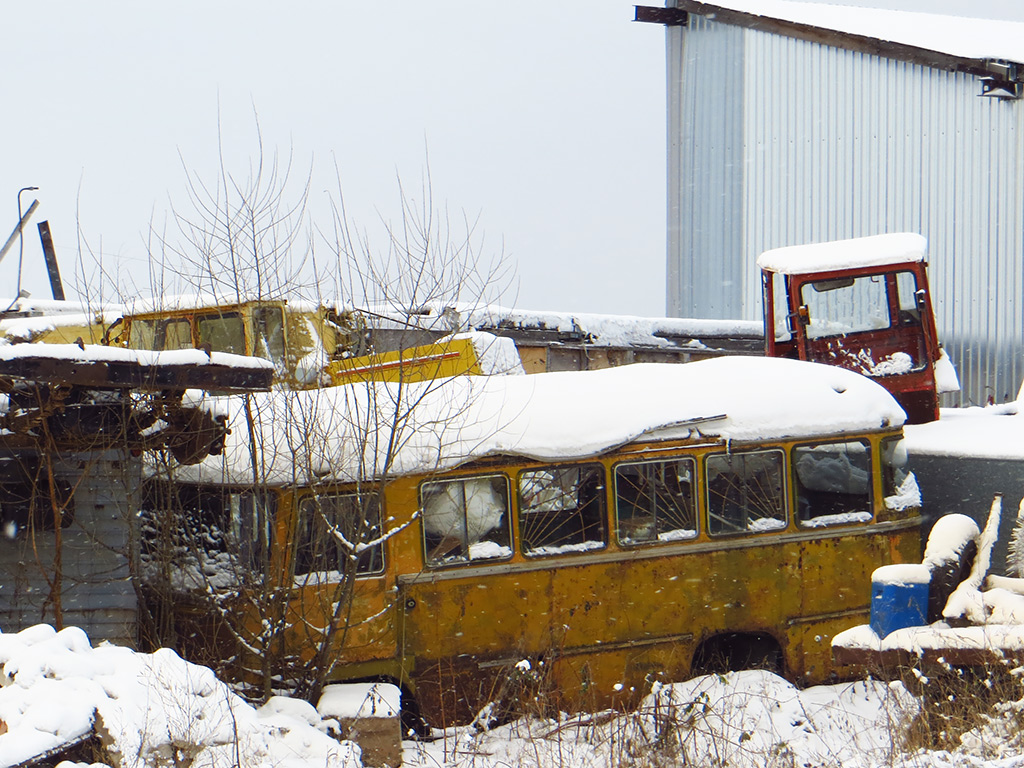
[143,356,921,724]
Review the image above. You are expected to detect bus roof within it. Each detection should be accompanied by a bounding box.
[757,233,927,275]
[170,356,906,487]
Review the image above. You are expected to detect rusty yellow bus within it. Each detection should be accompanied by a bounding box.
[141,356,921,724]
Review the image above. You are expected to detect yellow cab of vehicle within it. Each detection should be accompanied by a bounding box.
[1,295,505,389]
[100,297,370,389]
[143,355,922,726]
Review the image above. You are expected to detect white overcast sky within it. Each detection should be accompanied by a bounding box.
[2,1,1022,316]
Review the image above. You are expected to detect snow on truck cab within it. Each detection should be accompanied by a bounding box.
[141,356,923,725]
[759,233,957,425]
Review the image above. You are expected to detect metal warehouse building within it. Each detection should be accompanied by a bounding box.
[640,0,1024,405]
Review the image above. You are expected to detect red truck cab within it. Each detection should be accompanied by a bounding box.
[759,233,952,424]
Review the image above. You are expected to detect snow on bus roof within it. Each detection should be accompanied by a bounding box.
[171,356,905,487]
[688,0,1024,66]
[757,233,927,276]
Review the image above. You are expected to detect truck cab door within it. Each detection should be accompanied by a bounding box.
[787,267,939,423]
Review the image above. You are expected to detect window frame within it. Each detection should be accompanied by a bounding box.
[791,439,874,530]
[295,490,385,579]
[613,456,698,547]
[517,462,608,558]
[419,473,513,569]
[704,448,788,538]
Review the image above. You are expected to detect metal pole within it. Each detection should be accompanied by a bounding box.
[0,199,39,266]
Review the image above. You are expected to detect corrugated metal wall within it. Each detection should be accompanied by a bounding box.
[668,17,747,320]
[668,18,1024,405]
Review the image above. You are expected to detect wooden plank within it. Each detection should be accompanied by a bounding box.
[37,221,65,301]
[0,355,272,392]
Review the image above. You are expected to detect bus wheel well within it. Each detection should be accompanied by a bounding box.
[691,632,785,676]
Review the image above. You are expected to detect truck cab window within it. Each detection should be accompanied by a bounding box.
[196,312,246,355]
[615,458,696,545]
[794,441,872,528]
[518,465,606,556]
[896,271,921,325]
[421,476,511,566]
[253,307,287,372]
[129,318,192,351]
[706,450,786,536]
[801,275,889,339]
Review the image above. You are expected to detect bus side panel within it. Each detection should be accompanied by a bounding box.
[400,569,553,721]
[789,523,921,683]
[284,577,398,672]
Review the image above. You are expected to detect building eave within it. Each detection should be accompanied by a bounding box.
[635,1,1023,84]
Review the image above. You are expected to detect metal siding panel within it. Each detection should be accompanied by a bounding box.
[0,453,139,646]
[669,17,747,319]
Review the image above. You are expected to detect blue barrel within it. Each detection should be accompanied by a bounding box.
[870,564,931,638]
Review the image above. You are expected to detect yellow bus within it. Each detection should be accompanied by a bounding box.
[141,356,921,725]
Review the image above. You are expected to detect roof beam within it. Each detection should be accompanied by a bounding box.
[634,7,688,26]
[668,0,1021,80]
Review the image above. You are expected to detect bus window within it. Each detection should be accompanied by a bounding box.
[706,450,786,536]
[614,458,697,545]
[141,483,275,578]
[881,436,920,511]
[421,476,511,566]
[518,465,606,556]
[296,492,384,578]
[196,312,246,355]
[793,441,872,528]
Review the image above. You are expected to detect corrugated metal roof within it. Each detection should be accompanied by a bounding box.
[674,0,1024,66]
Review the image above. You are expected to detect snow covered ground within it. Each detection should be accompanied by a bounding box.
[0,624,359,768]
[403,670,1024,768]
[0,623,1020,768]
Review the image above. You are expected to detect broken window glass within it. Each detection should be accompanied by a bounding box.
[615,458,696,545]
[794,441,872,528]
[706,450,786,536]
[518,464,606,556]
[295,492,384,579]
[0,458,74,541]
[421,475,511,566]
